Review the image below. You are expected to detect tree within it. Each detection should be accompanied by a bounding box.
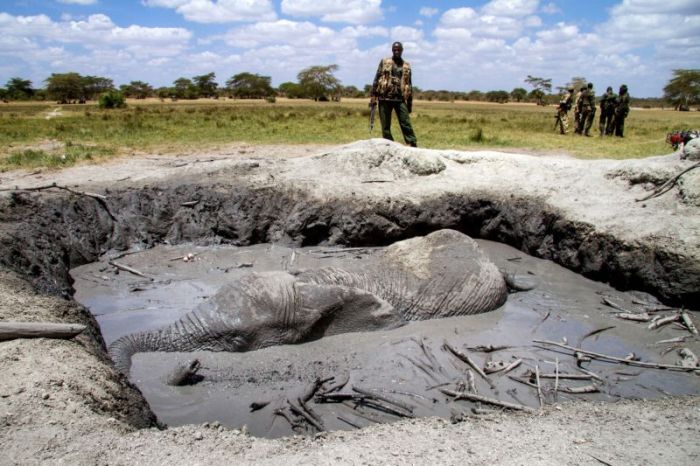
[510,87,527,102]
[297,65,341,101]
[226,72,274,99]
[277,82,304,98]
[82,75,114,101]
[486,90,510,103]
[193,72,218,98]
[121,81,154,99]
[663,69,700,111]
[5,77,34,100]
[45,72,84,103]
[524,75,552,105]
[173,77,197,99]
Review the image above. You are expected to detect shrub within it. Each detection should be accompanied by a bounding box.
[98,90,126,109]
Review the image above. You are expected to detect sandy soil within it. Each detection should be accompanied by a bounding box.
[1,141,699,464]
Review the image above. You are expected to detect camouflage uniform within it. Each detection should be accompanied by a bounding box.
[613,85,630,137]
[573,88,584,134]
[557,89,574,134]
[370,43,417,147]
[598,87,617,136]
[578,83,596,136]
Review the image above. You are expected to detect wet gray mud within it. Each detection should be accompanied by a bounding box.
[71,239,700,439]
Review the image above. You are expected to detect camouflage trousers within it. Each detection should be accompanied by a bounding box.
[378,100,417,146]
[557,109,570,134]
[579,107,596,135]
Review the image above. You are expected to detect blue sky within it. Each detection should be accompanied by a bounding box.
[1,1,699,97]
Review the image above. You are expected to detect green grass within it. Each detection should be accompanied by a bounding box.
[1,98,699,171]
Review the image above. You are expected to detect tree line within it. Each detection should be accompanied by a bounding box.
[1,67,697,110]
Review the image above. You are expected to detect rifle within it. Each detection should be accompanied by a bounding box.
[554,109,563,132]
[369,100,377,133]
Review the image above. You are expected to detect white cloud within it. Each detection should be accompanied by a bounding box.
[58,0,98,4]
[390,26,423,42]
[419,7,438,18]
[143,0,276,23]
[222,20,354,51]
[541,2,561,15]
[482,0,540,17]
[281,0,383,24]
[610,0,700,15]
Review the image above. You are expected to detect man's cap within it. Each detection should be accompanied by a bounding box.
[607,86,613,92]
[587,82,593,88]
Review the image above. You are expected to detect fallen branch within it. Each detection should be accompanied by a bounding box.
[440,388,536,413]
[534,339,698,372]
[442,341,494,388]
[337,415,361,429]
[635,162,700,202]
[535,365,543,408]
[680,312,699,335]
[0,321,86,341]
[648,313,680,330]
[352,386,415,414]
[108,260,152,280]
[466,344,512,353]
[288,399,324,431]
[615,313,651,322]
[558,384,599,394]
[678,348,699,369]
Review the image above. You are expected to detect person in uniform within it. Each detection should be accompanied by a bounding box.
[598,86,617,136]
[557,88,574,134]
[573,86,585,134]
[579,82,596,136]
[370,42,417,147]
[613,84,630,137]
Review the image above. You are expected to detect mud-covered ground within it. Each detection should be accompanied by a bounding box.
[1,140,700,464]
[72,239,700,438]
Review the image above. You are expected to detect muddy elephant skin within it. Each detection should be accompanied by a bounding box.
[109,230,507,373]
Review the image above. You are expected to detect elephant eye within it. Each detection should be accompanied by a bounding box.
[229,335,248,351]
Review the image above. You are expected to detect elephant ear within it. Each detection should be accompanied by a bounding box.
[296,283,402,341]
[382,229,507,319]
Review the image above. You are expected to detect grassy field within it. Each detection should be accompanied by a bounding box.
[1,97,699,171]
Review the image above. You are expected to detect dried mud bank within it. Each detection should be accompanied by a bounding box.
[1,140,699,462]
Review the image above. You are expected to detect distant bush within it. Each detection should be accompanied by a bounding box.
[98,91,126,109]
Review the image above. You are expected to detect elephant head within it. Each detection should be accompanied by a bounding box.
[108,271,399,373]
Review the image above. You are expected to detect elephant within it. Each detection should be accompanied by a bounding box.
[109,229,508,374]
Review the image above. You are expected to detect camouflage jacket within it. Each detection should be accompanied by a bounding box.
[616,92,630,116]
[580,87,595,110]
[599,91,617,113]
[559,91,573,111]
[371,57,412,102]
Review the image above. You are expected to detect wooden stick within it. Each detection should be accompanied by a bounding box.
[440,388,536,413]
[680,312,699,335]
[554,358,560,400]
[534,339,698,372]
[442,341,494,387]
[0,321,86,341]
[616,312,651,322]
[503,358,523,374]
[352,386,415,413]
[648,313,680,330]
[466,369,478,394]
[535,365,543,408]
[108,261,153,280]
[558,384,599,394]
[288,399,324,431]
[636,162,700,202]
[337,415,361,429]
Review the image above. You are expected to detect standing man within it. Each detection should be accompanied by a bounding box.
[573,86,585,134]
[613,84,630,137]
[598,86,617,136]
[579,82,596,137]
[556,87,574,134]
[370,41,417,147]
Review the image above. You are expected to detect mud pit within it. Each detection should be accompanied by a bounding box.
[2,140,700,463]
[71,238,700,438]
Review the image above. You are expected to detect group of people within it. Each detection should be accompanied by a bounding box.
[368,42,632,147]
[556,83,630,137]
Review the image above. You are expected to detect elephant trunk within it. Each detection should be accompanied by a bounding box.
[108,313,209,374]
